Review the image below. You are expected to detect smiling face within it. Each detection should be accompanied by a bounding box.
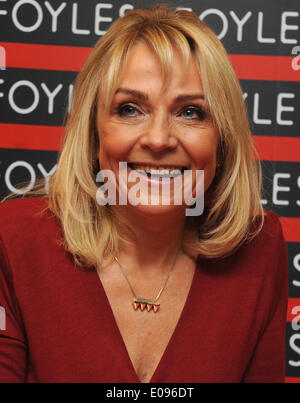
[96,41,218,216]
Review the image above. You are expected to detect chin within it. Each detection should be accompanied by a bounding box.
[127,203,186,217]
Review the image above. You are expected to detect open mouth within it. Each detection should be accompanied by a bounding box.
[127,163,189,178]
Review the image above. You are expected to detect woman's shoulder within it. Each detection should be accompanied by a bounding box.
[0,196,58,241]
[0,196,49,219]
[198,208,286,267]
[252,208,286,249]
[259,208,284,238]
[0,197,66,273]
[235,208,287,269]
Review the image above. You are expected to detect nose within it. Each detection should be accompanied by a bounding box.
[139,115,178,153]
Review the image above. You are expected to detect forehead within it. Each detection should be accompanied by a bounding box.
[115,41,204,97]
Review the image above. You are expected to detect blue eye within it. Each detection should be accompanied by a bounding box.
[117,104,139,117]
[181,106,205,120]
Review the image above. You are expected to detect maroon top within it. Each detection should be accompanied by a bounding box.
[0,197,288,383]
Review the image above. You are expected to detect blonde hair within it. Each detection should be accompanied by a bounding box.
[3,5,264,267]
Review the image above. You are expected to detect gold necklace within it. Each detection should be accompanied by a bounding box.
[114,248,181,313]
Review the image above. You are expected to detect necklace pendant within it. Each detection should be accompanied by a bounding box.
[133,298,160,313]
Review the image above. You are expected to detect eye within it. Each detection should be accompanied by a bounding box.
[116,103,141,118]
[180,106,206,120]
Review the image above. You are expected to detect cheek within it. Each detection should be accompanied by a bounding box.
[189,136,218,170]
[193,146,216,167]
[98,123,133,168]
[187,133,218,190]
[197,150,217,192]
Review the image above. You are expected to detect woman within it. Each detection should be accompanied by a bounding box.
[0,5,288,383]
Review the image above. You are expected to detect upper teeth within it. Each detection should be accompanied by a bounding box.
[132,165,183,175]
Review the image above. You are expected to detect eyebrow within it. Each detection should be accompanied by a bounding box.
[115,88,148,101]
[115,88,205,102]
[175,94,205,102]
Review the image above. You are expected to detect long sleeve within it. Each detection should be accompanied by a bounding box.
[242,218,289,383]
[0,236,27,383]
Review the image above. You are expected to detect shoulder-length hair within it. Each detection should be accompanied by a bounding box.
[6,5,265,268]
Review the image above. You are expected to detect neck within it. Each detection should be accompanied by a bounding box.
[111,205,186,276]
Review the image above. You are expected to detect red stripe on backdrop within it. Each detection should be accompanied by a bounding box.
[287,298,300,322]
[285,377,300,383]
[280,217,300,243]
[1,42,91,72]
[0,123,64,151]
[253,136,300,162]
[1,124,300,164]
[229,54,300,82]
[1,42,300,81]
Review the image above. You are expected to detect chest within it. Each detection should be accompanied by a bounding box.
[97,261,196,383]
[22,259,265,382]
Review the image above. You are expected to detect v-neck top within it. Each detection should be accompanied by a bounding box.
[0,197,288,383]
